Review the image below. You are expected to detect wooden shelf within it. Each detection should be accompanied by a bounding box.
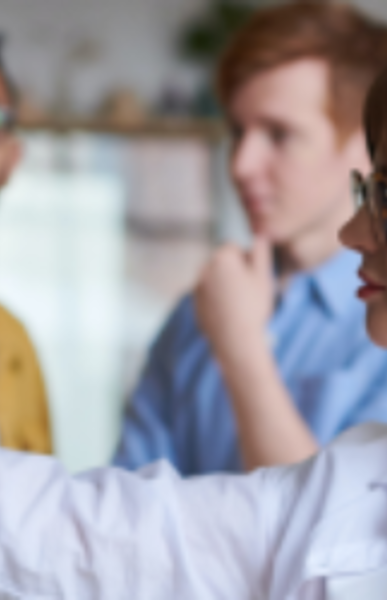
[18,116,225,142]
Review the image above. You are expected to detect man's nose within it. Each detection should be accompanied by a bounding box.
[231,132,270,185]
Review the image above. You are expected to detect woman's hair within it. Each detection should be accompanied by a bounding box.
[364,66,387,162]
[217,1,387,142]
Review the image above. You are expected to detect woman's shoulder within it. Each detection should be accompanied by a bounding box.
[262,423,387,555]
[263,425,387,598]
[298,423,387,505]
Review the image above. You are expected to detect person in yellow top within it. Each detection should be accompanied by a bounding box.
[0,305,52,452]
[0,43,52,454]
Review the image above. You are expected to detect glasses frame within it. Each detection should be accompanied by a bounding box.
[351,169,387,245]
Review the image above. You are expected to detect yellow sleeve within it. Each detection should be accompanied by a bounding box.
[0,307,53,454]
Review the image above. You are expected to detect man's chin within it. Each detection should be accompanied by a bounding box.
[249,220,286,243]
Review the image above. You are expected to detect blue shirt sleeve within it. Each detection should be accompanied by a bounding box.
[112,297,193,471]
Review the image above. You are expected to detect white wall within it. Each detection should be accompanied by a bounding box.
[0,0,208,113]
[352,0,387,18]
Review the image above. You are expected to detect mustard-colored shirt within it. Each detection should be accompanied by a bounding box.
[0,304,52,453]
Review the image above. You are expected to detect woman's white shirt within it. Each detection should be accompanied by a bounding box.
[0,424,386,599]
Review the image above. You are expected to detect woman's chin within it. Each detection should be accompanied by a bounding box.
[366,303,387,348]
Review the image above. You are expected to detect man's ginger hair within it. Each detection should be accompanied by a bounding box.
[217,1,387,141]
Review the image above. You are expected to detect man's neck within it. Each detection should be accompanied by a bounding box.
[276,199,353,279]
[276,230,343,280]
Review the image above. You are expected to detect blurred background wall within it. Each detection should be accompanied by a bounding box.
[0,0,385,471]
[0,0,209,115]
[0,0,385,114]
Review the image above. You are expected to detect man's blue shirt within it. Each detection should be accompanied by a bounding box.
[113,249,387,474]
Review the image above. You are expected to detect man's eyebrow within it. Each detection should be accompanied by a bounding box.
[227,114,300,134]
[258,116,295,130]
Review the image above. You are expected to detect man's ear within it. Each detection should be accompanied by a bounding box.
[343,129,371,173]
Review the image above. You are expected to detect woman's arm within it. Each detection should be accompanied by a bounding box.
[0,450,276,599]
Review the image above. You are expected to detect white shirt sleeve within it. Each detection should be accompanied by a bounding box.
[0,449,289,600]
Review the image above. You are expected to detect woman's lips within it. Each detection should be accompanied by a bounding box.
[357,270,387,300]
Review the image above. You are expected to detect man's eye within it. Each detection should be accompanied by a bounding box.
[269,127,290,145]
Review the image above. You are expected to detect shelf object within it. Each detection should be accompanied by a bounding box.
[18,116,225,142]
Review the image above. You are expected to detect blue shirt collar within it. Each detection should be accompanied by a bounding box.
[307,249,361,318]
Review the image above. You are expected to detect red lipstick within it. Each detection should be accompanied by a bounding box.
[357,270,387,300]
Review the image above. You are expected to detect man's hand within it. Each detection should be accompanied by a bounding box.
[195,237,274,367]
[195,237,317,470]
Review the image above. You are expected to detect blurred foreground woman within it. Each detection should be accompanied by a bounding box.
[2,68,387,600]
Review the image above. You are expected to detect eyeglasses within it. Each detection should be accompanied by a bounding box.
[351,169,387,245]
[0,106,16,132]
